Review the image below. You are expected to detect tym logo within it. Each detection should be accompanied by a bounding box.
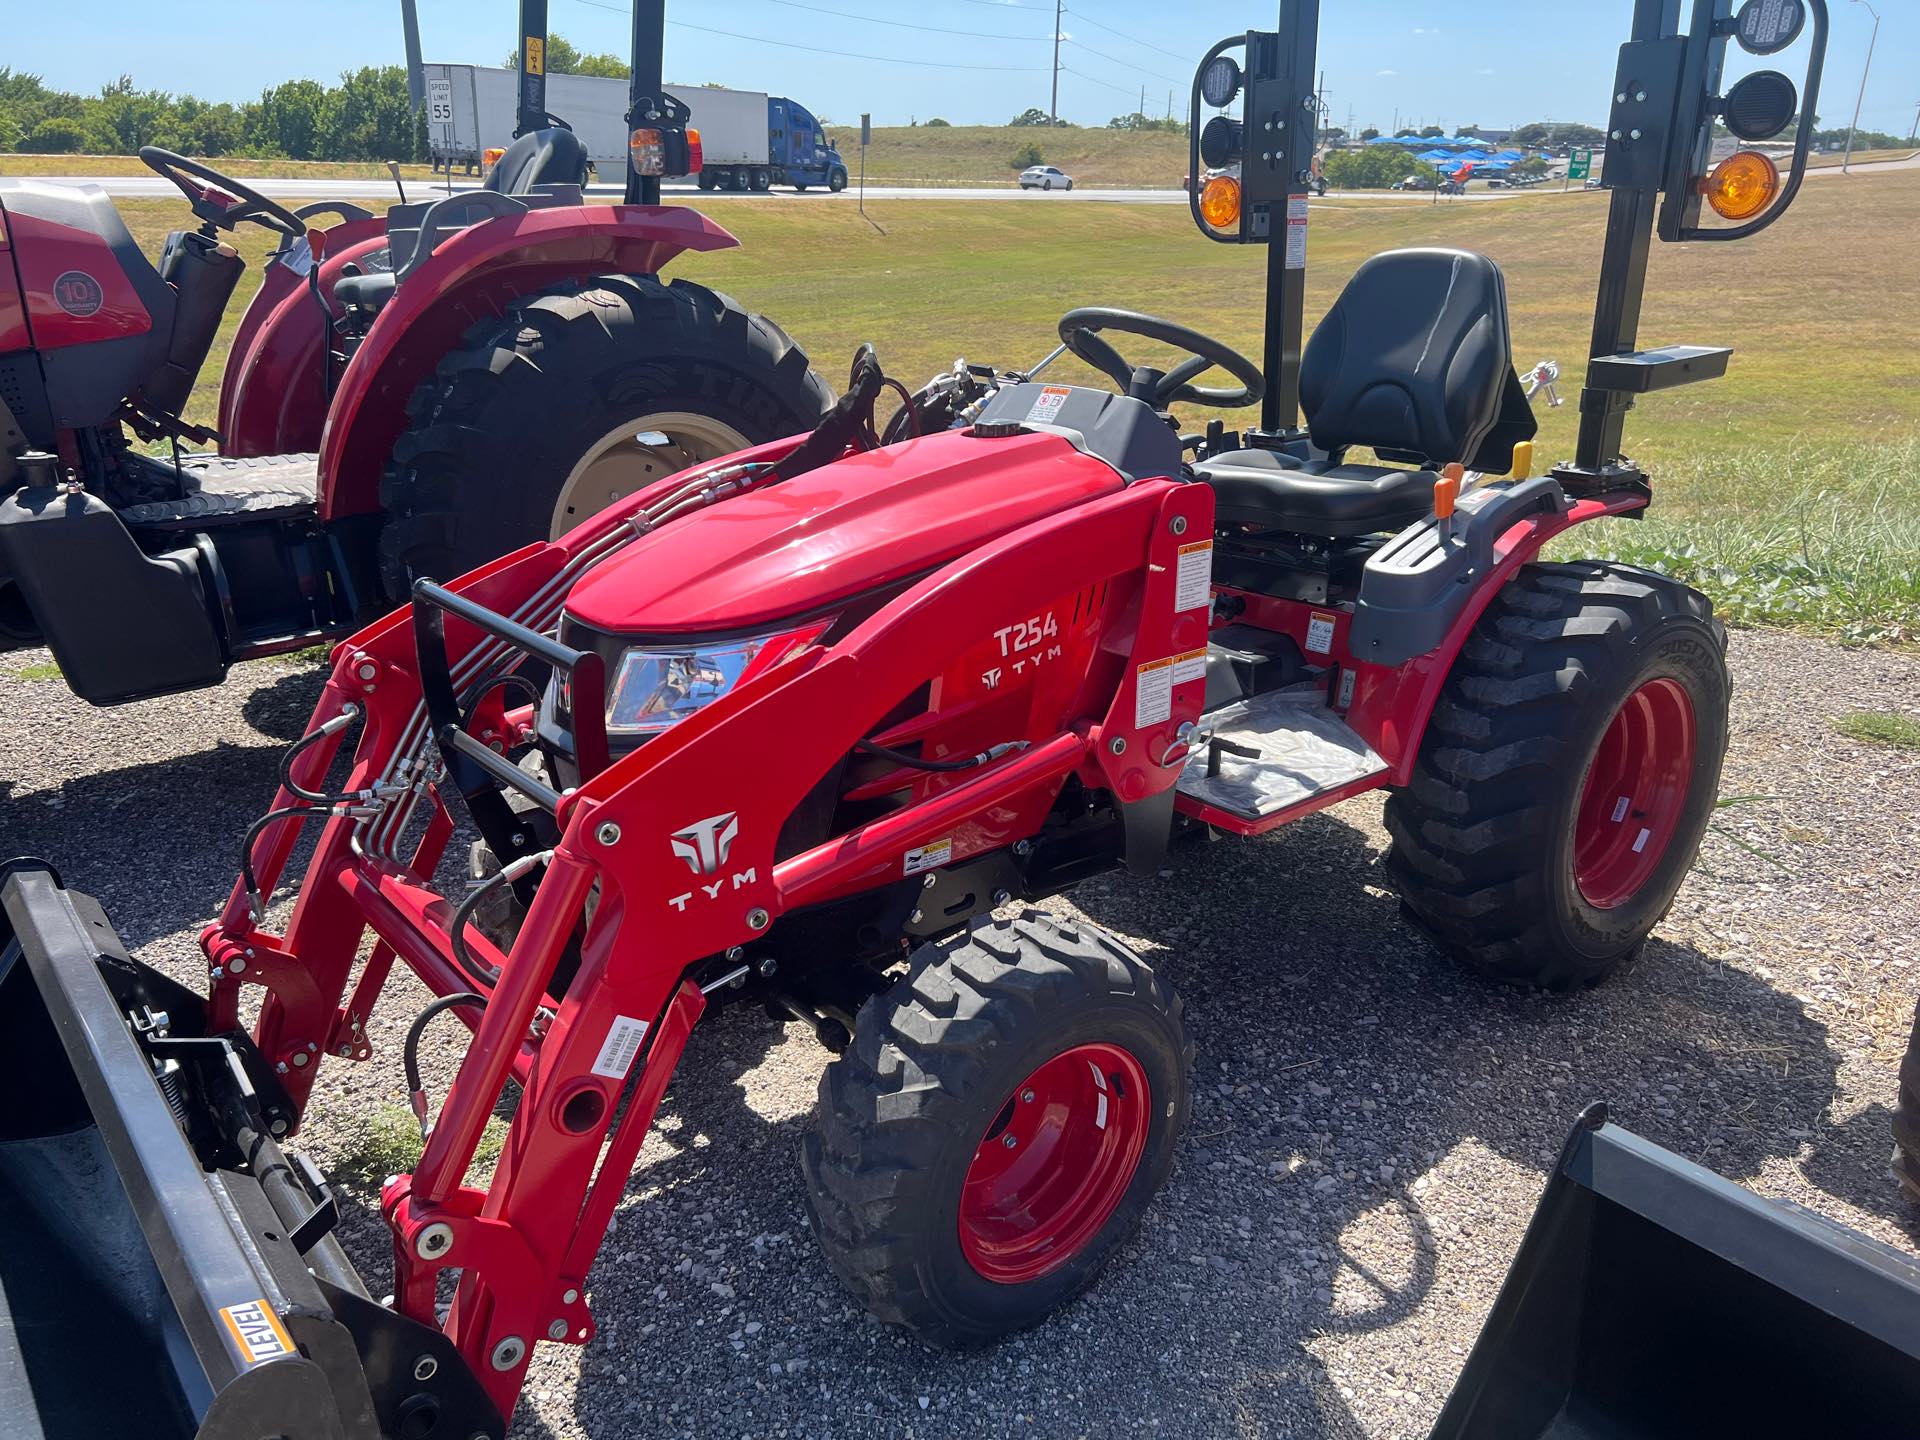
[666,812,756,913]
[669,812,740,876]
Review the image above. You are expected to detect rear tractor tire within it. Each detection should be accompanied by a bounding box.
[1385,561,1730,990]
[378,273,831,595]
[1895,999,1920,1205]
[801,911,1192,1346]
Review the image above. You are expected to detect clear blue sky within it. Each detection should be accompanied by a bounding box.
[11,1,1915,136]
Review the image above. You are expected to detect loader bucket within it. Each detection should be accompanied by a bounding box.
[1430,1105,1920,1439]
[0,860,500,1440]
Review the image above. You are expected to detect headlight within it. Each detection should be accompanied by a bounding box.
[604,625,825,738]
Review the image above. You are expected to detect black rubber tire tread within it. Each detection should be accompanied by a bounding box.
[801,908,1193,1346]
[1895,998,1920,1204]
[376,273,831,597]
[1384,561,1730,990]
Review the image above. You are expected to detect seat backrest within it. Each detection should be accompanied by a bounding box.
[483,127,590,196]
[1300,248,1516,468]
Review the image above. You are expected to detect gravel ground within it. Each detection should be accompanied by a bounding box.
[3,628,1918,1439]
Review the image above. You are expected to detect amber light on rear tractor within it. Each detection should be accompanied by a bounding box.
[630,127,666,175]
[1702,150,1780,221]
[1199,174,1241,230]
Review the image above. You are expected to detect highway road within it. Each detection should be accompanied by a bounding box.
[14,153,1913,206]
[7,175,1559,206]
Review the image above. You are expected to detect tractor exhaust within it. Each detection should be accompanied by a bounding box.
[0,860,502,1440]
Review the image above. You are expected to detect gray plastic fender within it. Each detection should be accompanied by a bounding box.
[1347,477,1572,669]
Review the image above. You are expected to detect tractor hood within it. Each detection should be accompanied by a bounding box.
[562,428,1126,637]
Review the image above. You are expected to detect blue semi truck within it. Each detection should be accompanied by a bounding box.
[424,65,848,193]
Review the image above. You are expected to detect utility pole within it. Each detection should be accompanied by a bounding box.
[400,0,425,109]
[1140,83,1147,119]
[1049,0,1062,128]
[1909,99,1918,143]
[1842,0,1880,173]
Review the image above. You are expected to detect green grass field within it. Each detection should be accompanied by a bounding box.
[109,167,1920,639]
[823,124,1189,188]
[0,153,440,182]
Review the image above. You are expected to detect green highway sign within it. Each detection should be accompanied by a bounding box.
[1567,148,1593,180]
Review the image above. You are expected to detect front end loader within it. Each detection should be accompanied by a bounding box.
[6,3,1919,1438]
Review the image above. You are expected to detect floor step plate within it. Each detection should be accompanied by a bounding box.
[1177,685,1386,821]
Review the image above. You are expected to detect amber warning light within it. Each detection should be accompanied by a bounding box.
[1199,174,1241,231]
[1701,150,1780,221]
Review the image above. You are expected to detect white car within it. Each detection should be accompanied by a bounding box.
[1018,165,1074,191]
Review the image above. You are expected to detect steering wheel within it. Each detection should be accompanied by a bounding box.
[1057,308,1264,410]
[139,147,308,239]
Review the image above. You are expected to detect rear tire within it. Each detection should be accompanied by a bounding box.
[801,911,1192,1346]
[1895,999,1920,1205]
[1384,562,1729,990]
[377,274,831,596]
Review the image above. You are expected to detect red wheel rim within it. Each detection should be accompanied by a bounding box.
[957,1042,1152,1285]
[1573,677,1698,909]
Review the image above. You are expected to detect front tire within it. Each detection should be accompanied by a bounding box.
[802,911,1192,1346]
[828,168,847,192]
[1385,562,1729,990]
[1896,1000,1920,1204]
[377,274,831,595]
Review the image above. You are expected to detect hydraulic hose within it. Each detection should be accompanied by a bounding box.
[279,704,361,803]
[855,737,1029,773]
[402,992,487,1140]
[448,849,554,989]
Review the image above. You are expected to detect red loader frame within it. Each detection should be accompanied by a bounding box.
[210,409,1625,1415]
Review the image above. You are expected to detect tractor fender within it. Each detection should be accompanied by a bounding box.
[315,205,739,522]
[1344,489,1648,784]
[218,218,389,457]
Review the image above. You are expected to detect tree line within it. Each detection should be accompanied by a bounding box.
[0,66,426,162]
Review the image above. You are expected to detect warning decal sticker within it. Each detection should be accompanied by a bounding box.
[1305,610,1337,654]
[1171,648,1208,685]
[1174,540,1214,612]
[592,1016,651,1080]
[220,1300,295,1367]
[905,837,953,876]
[1135,657,1174,727]
[1026,385,1074,425]
[1285,196,1309,271]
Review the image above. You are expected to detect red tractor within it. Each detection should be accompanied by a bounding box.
[0,4,828,705]
[10,5,1913,1440]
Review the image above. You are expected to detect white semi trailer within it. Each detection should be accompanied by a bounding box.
[422,63,846,192]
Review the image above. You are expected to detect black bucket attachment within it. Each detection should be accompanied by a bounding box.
[0,860,499,1440]
[1432,1105,1920,1438]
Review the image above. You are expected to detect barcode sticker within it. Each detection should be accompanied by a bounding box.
[592,1015,650,1079]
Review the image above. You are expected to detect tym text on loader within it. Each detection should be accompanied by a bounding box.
[8,3,1918,1438]
[0,0,829,705]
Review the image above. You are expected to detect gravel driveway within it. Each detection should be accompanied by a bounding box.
[3,628,1916,1438]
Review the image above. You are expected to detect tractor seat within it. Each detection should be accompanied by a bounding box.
[1198,447,1439,537]
[1193,248,1533,537]
[484,126,591,195]
[329,128,589,318]
[333,268,397,314]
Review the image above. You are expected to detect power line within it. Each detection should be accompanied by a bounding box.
[1065,36,1180,86]
[563,1,1051,72]
[753,0,1048,43]
[1061,65,1137,99]
[1062,7,1171,59]
[669,19,1048,69]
